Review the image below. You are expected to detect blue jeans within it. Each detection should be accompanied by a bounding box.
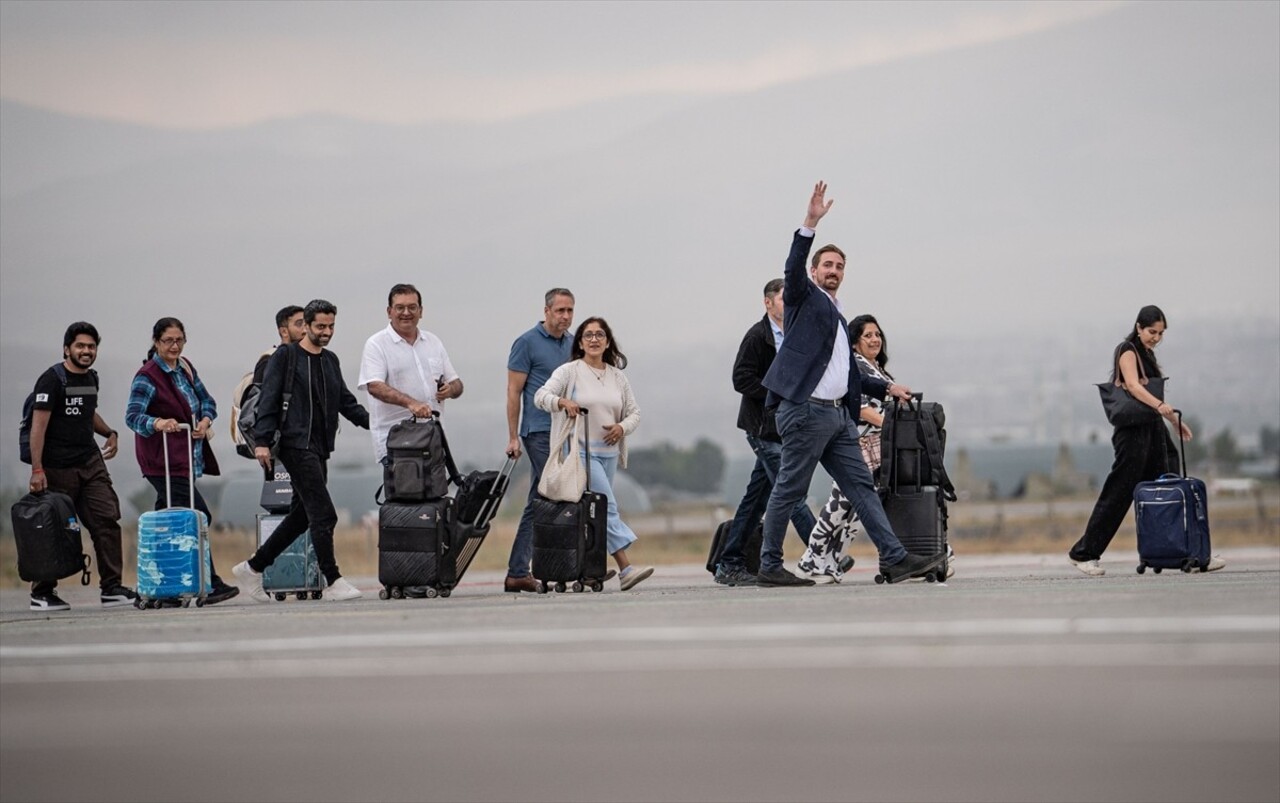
[508,431,550,578]
[719,434,815,569]
[761,399,907,573]
[586,452,638,554]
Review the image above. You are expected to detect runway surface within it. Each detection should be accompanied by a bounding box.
[2,548,1277,802]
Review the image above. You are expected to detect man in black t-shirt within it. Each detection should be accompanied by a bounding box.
[26,322,137,611]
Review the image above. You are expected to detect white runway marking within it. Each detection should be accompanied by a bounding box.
[2,616,1276,683]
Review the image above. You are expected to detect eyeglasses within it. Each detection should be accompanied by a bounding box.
[581,332,607,341]
[158,337,186,347]
[391,305,421,315]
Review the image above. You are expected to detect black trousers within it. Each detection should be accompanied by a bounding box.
[248,446,341,585]
[1069,422,1179,561]
[144,475,225,586]
[34,453,125,594]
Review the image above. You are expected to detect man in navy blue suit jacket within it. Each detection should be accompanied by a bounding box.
[756,181,946,586]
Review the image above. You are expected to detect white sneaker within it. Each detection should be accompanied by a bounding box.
[619,566,654,591]
[1070,558,1106,577]
[232,561,270,603]
[1205,555,1226,572]
[325,576,363,601]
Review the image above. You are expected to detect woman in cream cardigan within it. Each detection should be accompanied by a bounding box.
[535,316,654,591]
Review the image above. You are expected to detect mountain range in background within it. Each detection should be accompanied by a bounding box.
[2,1,1276,496]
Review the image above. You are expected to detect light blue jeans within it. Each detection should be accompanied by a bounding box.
[584,451,638,555]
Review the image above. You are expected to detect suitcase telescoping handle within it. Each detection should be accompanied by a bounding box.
[577,408,591,494]
[160,422,196,510]
[1174,409,1187,478]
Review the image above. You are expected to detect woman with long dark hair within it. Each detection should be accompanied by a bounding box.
[535,316,653,590]
[1068,305,1222,576]
[125,317,239,604]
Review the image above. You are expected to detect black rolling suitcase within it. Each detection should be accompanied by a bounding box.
[10,491,91,586]
[706,518,762,575]
[377,497,456,599]
[531,409,609,593]
[876,395,950,584]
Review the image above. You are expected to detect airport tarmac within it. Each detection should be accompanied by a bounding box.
[2,548,1277,802]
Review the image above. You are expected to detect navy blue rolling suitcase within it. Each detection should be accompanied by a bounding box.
[531,409,610,593]
[1134,411,1212,574]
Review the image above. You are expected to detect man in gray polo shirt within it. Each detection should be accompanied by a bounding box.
[503,288,575,592]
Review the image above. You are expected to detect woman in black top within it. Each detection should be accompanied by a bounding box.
[1068,305,1222,576]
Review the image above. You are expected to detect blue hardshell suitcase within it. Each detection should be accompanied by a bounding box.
[257,514,323,600]
[1134,411,1212,574]
[136,427,211,607]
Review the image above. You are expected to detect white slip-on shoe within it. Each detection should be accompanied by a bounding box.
[325,576,363,601]
[1070,558,1106,577]
[619,566,654,591]
[232,561,271,603]
[1205,555,1226,572]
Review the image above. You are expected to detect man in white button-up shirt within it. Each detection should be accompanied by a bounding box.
[358,283,464,463]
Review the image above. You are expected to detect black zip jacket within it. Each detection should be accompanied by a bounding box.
[253,342,369,457]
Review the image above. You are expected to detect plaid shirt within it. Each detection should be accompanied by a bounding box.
[125,356,218,476]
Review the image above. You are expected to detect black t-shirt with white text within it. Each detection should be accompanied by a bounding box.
[31,365,100,468]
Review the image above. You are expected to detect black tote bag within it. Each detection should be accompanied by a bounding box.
[1097,345,1164,428]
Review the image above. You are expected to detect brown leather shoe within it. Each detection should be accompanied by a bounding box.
[504,575,538,593]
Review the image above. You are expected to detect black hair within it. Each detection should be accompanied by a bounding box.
[387,284,421,308]
[145,317,185,362]
[275,305,304,329]
[63,321,100,349]
[1112,305,1167,381]
[304,299,337,324]
[849,314,891,376]
[572,316,628,369]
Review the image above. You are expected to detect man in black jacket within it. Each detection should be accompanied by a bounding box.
[714,280,819,586]
[233,299,371,602]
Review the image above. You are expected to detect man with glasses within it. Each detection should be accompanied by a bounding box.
[358,283,464,468]
[503,288,577,592]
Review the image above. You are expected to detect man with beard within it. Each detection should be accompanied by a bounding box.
[25,322,136,611]
[357,283,464,467]
[233,299,371,602]
[756,182,945,586]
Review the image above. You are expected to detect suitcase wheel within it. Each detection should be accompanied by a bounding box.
[591,581,603,592]
[425,587,439,599]
[275,593,287,602]
[1153,567,1163,574]
[572,581,584,593]
[391,586,404,599]
[1181,559,1195,573]
[935,569,947,583]
[1136,563,1146,574]
[874,574,887,585]
[439,588,451,598]
[925,574,936,583]
[537,581,548,594]
[378,587,390,600]
[311,591,323,600]
[295,592,306,601]
[195,598,205,608]
[182,599,192,608]
[554,582,566,593]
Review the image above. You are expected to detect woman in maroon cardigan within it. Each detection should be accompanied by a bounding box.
[125,317,239,604]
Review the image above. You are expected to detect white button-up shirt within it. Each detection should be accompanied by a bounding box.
[358,324,459,461]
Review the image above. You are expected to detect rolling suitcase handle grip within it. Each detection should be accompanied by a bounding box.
[160,423,196,510]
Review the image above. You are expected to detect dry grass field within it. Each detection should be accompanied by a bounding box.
[2,489,1277,589]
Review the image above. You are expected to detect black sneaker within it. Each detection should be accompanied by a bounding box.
[838,555,855,574]
[714,564,758,586]
[756,567,816,587]
[879,552,946,584]
[30,592,71,612]
[100,585,139,608]
[203,584,240,606]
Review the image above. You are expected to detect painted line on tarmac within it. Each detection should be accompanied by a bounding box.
[2,615,1276,662]
[1,642,1277,684]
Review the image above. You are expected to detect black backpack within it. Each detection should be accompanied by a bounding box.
[377,416,461,504]
[18,364,69,465]
[235,346,296,458]
[11,491,92,585]
[878,394,957,501]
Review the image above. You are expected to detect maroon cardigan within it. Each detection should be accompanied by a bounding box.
[133,358,221,479]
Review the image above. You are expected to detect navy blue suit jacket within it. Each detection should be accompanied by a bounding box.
[762,230,889,409]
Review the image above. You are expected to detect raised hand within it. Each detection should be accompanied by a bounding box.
[804,181,834,228]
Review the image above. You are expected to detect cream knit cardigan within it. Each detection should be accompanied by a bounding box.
[534,359,641,468]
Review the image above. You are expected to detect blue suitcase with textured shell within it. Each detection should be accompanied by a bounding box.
[136,428,211,607]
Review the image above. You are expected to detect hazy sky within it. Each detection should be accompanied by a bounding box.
[1,0,1119,127]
